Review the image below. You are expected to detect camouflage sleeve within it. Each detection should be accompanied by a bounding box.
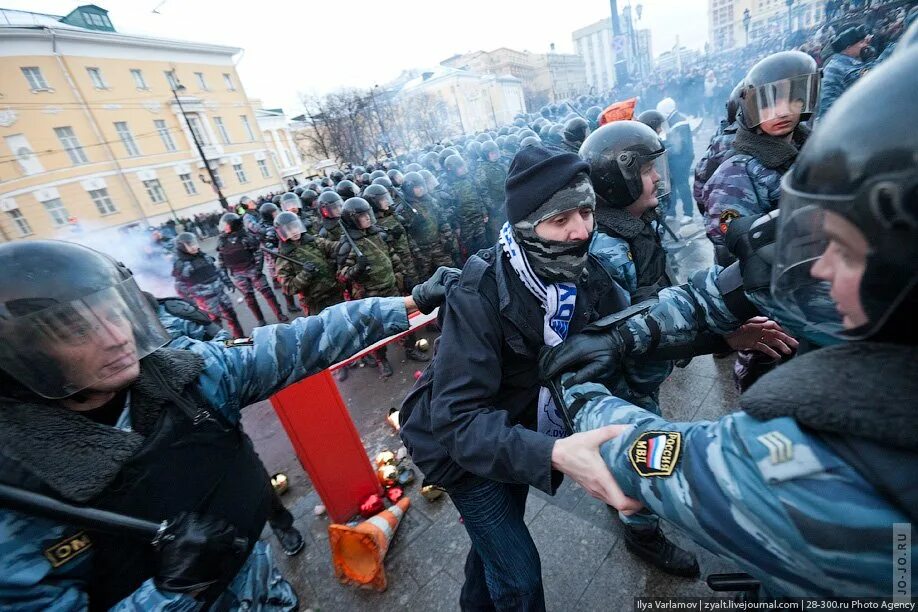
[702,158,762,246]
[621,265,742,354]
[274,257,299,294]
[157,304,211,341]
[566,382,908,597]
[188,297,410,421]
[0,510,199,611]
[316,236,337,260]
[337,242,360,281]
[589,233,638,297]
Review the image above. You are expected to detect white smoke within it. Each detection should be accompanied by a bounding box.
[53,220,176,298]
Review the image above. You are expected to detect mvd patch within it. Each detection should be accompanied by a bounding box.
[44,531,92,568]
[719,209,740,235]
[628,431,682,477]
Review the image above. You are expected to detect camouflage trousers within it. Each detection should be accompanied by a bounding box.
[188,279,244,338]
[229,266,283,322]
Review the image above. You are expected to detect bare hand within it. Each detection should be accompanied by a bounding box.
[551,425,643,514]
[403,295,419,315]
[725,316,798,360]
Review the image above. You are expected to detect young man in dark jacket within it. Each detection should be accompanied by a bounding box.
[400,147,639,610]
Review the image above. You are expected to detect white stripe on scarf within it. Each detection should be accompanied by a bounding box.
[499,222,576,438]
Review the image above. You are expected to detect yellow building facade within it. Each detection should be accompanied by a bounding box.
[0,5,289,242]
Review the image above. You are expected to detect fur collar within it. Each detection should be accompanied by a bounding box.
[732,123,810,171]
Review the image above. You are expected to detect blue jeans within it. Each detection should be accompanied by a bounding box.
[447,478,545,611]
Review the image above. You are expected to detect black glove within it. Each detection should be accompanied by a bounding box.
[538,327,629,387]
[153,512,242,594]
[725,210,777,292]
[302,261,320,276]
[411,266,461,314]
[389,224,404,239]
[352,254,369,276]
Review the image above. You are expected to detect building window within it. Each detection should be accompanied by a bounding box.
[7,210,32,237]
[5,133,44,175]
[154,119,177,152]
[143,179,167,204]
[89,187,117,215]
[165,70,179,90]
[42,198,70,227]
[223,73,236,91]
[179,173,197,195]
[54,126,89,165]
[233,163,248,184]
[214,117,230,144]
[257,158,270,178]
[114,121,141,156]
[186,114,210,146]
[21,67,50,91]
[130,68,148,90]
[86,67,108,89]
[195,72,209,90]
[240,115,255,141]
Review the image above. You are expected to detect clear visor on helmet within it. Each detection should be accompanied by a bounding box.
[744,73,820,127]
[276,215,307,241]
[281,195,300,212]
[619,151,670,200]
[218,217,234,233]
[771,178,848,339]
[354,210,376,229]
[176,234,200,251]
[0,278,170,399]
[321,202,343,218]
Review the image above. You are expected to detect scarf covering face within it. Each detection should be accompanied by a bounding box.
[499,222,577,438]
[511,175,596,285]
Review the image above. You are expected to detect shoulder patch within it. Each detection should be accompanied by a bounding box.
[719,208,740,234]
[44,531,92,568]
[628,430,682,477]
[223,337,254,348]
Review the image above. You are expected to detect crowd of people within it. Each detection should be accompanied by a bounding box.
[0,2,915,610]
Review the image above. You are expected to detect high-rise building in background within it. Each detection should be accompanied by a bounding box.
[709,0,826,52]
[572,17,652,93]
[0,4,298,241]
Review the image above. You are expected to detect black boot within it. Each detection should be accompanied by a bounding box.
[377,356,394,379]
[272,525,305,556]
[404,347,430,362]
[223,309,245,339]
[622,524,700,578]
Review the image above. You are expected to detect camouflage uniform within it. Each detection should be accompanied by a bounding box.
[217,230,284,323]
[817,53,866,119]
[475,159,508,244]
[691,124,737,215]
[0,297,411,610]
[375,209,418,290]
[447,174,489,261]
[337,226,404,365]
[564,349,915,598]
[318,217,344,244]
[172,251,243,337]
[275,233,343,315]
[242,209,262,235]
[397,195,457,279]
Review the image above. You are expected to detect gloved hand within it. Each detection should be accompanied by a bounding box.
[411,266,461,314]
[153,512,242,595]
[539,327,629,387]
[725,210,778,293]
[353,255,369,275]
[302,261,320,277]
[389,224,404,239]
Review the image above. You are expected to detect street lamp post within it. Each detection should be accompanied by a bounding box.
[170,82,229,210]
[743,8,751,46]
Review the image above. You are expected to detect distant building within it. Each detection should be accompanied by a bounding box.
[441,47,587,111]
[654,46,703,74]
[572,17,652,92]
[709,0,825,52]
[0,4,287,241]
[396,66,526,134]
[252,104,306,184]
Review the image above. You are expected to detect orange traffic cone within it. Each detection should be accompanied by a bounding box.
[328,496,410,591]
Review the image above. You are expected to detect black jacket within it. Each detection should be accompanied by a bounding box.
[399,245,628,493]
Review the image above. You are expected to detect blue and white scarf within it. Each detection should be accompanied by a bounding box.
[499,222,576,438]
